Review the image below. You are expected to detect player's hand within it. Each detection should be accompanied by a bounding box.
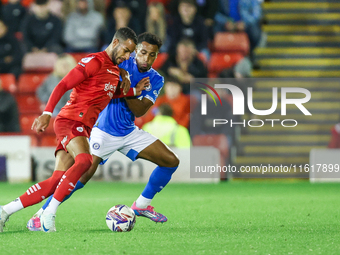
[31,113,51,134]
[119,68,131,95]
[135,77,150,96]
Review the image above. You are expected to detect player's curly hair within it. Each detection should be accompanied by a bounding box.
[138,32,163,50]
[114,27,138,45]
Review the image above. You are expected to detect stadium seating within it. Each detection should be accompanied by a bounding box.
[22,52,58,73]
[208,53,244,77]
[18,73,48,93]
[192,134,230,179]
[213,32,250,56]
[192,134,229,161]
[20,114,39,134]
[0,74,17,93]
[16,94,42,114]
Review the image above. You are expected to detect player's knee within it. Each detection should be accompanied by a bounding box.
[164,152,179,168]
[76,153,93,170]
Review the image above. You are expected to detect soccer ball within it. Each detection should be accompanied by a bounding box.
[106,204,136,232]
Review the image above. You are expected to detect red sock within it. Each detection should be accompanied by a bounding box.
[19,170,64,208]
[53,153,92,202]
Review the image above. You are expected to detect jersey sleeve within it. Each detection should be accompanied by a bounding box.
[144,75,164,104]
[118,56,134,70]
[75,55,102,79]
[44,56,102,113]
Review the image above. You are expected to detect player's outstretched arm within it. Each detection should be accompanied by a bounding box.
[31,67,88,134]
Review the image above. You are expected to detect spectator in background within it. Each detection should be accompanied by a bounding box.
[0,77,20,133]
[106,0,146,35]
[167,0,209,57]
[146,2,168,52]
[1,0,26,37]
[143,77,190,128]
[0,20,23,79]
[143,104,191,148]
[102,1,139,50]
[215,0,262,59]
[239,0,262,57]
[62,0,106,20]
[219,57,252,79]
[63,0,104,53]
[215,0,245,33]
[21,0,63,54]
[169,0,218,40]
[191,88,235,146]
[37,54,76,117]
[161,38,207,94]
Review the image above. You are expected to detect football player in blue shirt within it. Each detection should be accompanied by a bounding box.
[27,32,179,230]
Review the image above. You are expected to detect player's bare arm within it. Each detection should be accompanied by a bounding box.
[125,97,153,117]
[119,68,131,95]
[125,77,153,117]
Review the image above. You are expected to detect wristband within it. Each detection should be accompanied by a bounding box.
[43,111,52,116]
[133,87,136,96]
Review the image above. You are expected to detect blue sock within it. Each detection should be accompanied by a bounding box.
[42,181,85,210]
[142,166,177,199]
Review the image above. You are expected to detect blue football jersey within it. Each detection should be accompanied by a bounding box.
[95,56,164,136]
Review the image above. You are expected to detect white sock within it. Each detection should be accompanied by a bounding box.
[135,195,152,209]
[3,198,24,215]
[36,208,44,216]
[43,197,60,215]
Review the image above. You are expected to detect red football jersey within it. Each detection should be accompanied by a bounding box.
[45,51,135,128]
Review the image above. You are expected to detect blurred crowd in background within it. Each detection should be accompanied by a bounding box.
[0,0,264,159]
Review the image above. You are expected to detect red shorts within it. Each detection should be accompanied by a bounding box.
[54,116,92,154]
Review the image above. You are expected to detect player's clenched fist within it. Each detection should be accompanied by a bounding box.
[31,113,51,134]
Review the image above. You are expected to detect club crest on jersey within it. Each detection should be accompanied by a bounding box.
[145,83,152,91]
[92,143,100,150]
[81,56,95,63]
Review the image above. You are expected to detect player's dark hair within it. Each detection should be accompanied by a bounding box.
[114,27,138,45]
[138,32,163,50]
[158,104,173,117]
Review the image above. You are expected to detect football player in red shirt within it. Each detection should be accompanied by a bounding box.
[0,27,145,233]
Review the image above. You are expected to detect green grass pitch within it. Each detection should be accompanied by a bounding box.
[0,181,340,254]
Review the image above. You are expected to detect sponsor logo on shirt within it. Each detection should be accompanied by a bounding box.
[104,82,117,99]
[107,69,116,75]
